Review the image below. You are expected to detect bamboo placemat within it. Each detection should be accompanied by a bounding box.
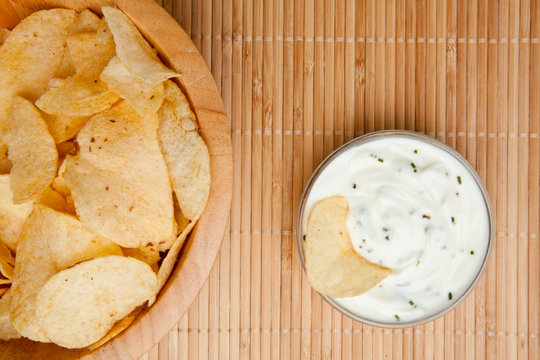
[141,0,539,359]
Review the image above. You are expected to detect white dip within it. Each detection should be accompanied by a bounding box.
[303,136,490,323]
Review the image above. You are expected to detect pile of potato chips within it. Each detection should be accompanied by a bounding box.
[0,7,210,349]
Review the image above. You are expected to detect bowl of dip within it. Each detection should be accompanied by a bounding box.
[297,130,494,327]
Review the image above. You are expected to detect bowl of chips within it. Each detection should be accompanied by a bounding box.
[0,0,232,358]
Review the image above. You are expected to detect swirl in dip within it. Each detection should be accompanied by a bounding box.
[302,135,491,323]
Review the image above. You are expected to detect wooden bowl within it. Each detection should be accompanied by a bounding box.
[0,1,232,359]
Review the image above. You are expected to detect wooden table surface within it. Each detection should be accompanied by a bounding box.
[142,0,539,359]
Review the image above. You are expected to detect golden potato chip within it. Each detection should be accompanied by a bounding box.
[67,19,115,79]
[45,217,123,271]
[0,287,8,298]
[0,175,65,250]
[10,226,55,341]
[35,76,119,117]
[42,111,90,144]
[0,9,76,128]
[3,96,57,203]
[174,193,190,236]
[0,142,11,174]
[158,81,210,221]
[69,9,100,34]
[36,255,157,348]
[0,29,10,46]
[10,204,122,342]
[0,290,21,340]
[304,196,391,298]
[148,222,194,306]
[102,7,179,85]
[123,247,160,268]
[87,307,141,350]
[52,159,70,197]
[55,45,76,79]
[0,241,14,280]
[145,200,181,253]
[65,101,175,248]
[37,187,67,213]
[64,195,76,215]
[101,56,164,116]
[0,175,33,250]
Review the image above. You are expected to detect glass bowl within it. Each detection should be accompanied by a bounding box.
[296,130,494,328]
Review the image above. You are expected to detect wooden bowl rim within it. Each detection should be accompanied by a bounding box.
[0,1,232,359]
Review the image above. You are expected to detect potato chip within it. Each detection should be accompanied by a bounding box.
[3,97,57,203]
[55,45,76,79]
[64,196,76,215]
[158,81,210,221]
[148,222,194,306]
[102,7,179,85]
[10,204,122,342]
[101,56,164,116]
[0,287,8,298]
[45,217,123,271]
[174,193,190,236]
[36,255,157,348]
[0,175,65,250]
[65,101,175,248]
[123,247,160,268]
[69,9,100,34]
[0,241,14,280]
[0,290,21,340]
[304,196,391,298]
[67,19,115,79]
[35,76,119,117]
[42,112,90,144]
[0,29,10,46]
[87,307,141,350]
[37,187,67,213]
[0,142,11,174]
[0,176,33,250]
[0,9,76,128]
[10,225,56,341]
[143,201,181,254]
[52,159,70,197]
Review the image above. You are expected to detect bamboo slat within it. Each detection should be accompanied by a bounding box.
[281,0,293,359]
[529,4,539,360]
[144,0,540,358]
[312,0,325,358]
[302,1,315,360]
[271,1,284,359]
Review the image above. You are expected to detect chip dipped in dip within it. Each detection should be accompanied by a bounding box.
[298,131,493,326]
